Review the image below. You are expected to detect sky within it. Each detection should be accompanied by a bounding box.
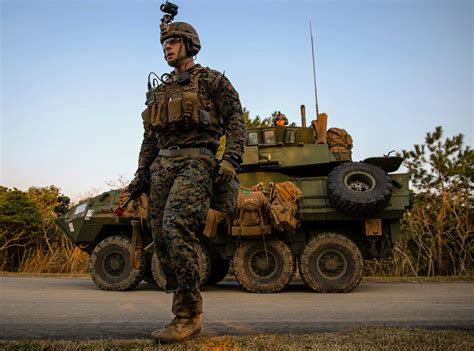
[1,0,472,200]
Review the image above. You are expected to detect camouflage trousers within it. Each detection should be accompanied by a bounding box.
[148,154,215,318]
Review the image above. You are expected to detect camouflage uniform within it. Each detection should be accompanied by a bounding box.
[138,64,246,318]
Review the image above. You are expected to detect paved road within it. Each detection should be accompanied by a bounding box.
[0,276,473,340]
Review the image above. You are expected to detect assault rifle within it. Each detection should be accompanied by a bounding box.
[114,177,149,217]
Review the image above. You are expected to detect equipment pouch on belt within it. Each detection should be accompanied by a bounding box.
[211,176,240,214]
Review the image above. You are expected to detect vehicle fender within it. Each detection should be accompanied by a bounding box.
[363,156,403,173]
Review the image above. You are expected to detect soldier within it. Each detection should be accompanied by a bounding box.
[274,112,288,126]
[134,20,246,343]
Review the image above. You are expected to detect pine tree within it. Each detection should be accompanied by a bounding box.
[399,126,473,275]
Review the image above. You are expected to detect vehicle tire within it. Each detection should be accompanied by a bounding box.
[89,235,145,291]
[206,259,230,285]
[143,256,156,285]
[327,162,392,215]
[151,241,211,290]
[233,239,295,293]
[299,233,363,293]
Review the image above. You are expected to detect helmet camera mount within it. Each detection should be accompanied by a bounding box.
[145,1,191,93]
[159,1,192,84]
[160,1,179,25]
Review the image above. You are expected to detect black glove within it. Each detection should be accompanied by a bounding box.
[128,167,150,193]
[137,167,150,183]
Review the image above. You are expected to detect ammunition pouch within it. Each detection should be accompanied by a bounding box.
[150,92,168,129]
[147,68,220,132]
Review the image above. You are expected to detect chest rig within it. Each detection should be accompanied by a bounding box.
[145,67,221,134]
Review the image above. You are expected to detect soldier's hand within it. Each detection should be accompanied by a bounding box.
[137,167,150,183]
[128,167,150,193]
[128,176,140,193]
[216,160,236,184]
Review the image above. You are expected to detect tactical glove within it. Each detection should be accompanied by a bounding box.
[128,167,150,193]
[137,167,150,182]
[216,160,236,184]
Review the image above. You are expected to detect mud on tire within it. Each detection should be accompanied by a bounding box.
[299,232,363,293]
[89,235,145,291]
[233,239,295,293]
[151,241,211,289]
[327,162,392,215]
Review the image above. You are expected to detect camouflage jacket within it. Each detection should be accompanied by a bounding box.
[138,64,246,168]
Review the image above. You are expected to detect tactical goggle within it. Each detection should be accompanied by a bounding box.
[162,37,182,48]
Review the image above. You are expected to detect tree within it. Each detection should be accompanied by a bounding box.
[402,126,472,193]
[398,126,473,276]
[218,107,273,159]
[0,186,89,273]
[0,187,42,270]
[244,108,272,128]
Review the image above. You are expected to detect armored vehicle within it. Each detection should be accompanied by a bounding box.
[55,110,409,293]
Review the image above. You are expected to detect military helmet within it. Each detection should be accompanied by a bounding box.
[274,112,289,126]
[160,22,201,56]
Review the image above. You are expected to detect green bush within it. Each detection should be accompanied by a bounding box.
[0,186,88,273]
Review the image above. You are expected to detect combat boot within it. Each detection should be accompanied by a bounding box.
[151,314,202,343]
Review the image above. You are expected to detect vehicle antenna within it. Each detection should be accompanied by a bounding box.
[310,20,319,118]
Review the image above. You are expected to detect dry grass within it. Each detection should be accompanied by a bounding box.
[1,327,473,351]
[0,271,90,278]
[17,240,89,274]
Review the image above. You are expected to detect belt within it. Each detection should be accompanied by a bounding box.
[158,147,215,157]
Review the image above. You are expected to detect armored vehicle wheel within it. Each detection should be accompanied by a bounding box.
[143,256,156,285]
[206,259,230,285]
[151,241,211,289]
[327,162,392,215]
[233,239,295,293]
[299,233,363,293]
[89,235,145,291]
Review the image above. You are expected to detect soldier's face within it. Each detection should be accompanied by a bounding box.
[276,119,286,126]
[163,37,182,63]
